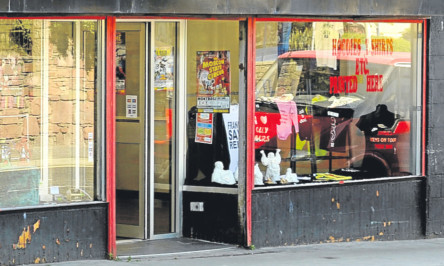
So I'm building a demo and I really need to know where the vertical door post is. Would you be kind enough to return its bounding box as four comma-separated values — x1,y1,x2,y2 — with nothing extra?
246,17,256,247
106,16,117,258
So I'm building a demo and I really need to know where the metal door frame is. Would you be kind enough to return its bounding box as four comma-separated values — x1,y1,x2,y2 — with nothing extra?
148,19,185,240
115,21,147,239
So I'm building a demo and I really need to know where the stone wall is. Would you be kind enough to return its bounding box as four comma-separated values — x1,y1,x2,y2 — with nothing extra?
426,16,444,237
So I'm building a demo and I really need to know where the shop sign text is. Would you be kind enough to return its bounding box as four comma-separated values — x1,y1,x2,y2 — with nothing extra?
330,37,394,94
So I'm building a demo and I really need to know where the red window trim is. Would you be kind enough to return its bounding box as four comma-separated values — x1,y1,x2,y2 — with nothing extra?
422,19,427,176
246,17,256,247
105,16,117,258
0,16,106,20
117,16,247,21
255,17,426,23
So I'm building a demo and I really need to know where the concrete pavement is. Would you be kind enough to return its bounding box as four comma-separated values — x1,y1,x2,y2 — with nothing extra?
37,238,444,265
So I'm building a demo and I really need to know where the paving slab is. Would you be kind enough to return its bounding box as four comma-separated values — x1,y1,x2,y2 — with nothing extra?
29,238,444,266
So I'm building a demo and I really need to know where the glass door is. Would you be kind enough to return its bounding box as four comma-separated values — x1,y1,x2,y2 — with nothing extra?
115,21,181,239
115,22,146,239
151,21,178,236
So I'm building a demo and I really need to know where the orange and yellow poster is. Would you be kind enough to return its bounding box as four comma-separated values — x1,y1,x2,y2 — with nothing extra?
195,113,214,144
196,51,230,113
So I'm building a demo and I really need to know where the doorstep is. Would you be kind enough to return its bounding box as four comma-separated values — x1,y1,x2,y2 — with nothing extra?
116,237,237,259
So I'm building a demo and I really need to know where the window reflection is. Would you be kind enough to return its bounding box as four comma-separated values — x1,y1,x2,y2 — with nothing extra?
255,21,421,185
185,21,241,187
0,20,98,208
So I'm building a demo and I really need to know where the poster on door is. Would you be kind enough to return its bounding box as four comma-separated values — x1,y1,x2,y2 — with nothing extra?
196,50,231,113
195,113,213,144
116,32,127,95
154,47,175,91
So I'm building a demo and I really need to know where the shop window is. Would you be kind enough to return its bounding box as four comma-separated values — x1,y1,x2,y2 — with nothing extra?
184,20,242,187
0,19,102,208
254,21,422,186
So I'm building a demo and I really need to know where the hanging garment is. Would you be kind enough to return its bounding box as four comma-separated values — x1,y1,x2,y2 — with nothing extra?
314,22,344,70
275,100,299,140
318,108,354,153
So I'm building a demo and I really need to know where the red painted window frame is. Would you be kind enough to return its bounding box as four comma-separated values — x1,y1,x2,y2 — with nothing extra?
246,17,256,246
105,16,117,258
0,16,105,20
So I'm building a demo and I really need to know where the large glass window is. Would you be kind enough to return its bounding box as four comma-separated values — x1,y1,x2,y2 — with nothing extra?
0,19,101,208
254,21,422,186
184,20,242,187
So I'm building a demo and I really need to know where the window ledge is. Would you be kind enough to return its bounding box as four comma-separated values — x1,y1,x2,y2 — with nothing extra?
253,175,424,191
183,185,238,194
0,201,107,213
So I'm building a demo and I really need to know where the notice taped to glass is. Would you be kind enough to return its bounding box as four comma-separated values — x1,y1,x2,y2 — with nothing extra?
196,50,231,113
195,113,214,144
154,47,174,91
116,32,126,95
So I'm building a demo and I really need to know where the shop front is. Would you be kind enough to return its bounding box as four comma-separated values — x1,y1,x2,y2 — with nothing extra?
2,1,444,265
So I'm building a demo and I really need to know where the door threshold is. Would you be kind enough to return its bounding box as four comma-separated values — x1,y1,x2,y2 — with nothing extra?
116,237,236,258
116,238,145,244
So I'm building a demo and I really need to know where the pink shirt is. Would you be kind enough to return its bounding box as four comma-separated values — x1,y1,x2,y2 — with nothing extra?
275,100,299,140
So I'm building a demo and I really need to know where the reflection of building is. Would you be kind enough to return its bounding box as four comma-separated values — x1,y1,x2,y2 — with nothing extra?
0,1,444,265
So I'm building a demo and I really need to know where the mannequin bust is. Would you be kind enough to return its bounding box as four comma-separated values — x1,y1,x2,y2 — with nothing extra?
356,104,396,135
211,161,236,185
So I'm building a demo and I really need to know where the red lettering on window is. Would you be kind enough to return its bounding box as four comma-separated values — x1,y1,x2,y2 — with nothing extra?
330,76,358,94
367,75,383,92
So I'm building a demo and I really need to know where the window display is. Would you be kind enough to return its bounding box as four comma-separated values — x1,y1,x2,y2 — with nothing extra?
254,21,423,186
0,19,101,208
185,20,241,187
